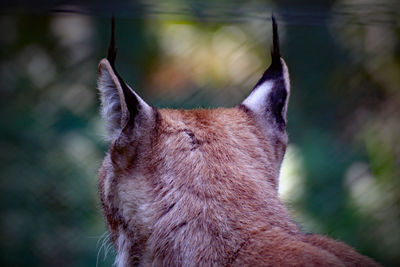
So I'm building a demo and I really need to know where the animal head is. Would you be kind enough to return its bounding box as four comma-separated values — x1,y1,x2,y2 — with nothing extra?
97,17,290,266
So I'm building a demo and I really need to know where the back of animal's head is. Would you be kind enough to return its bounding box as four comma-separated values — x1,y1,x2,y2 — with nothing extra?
97,17,290,266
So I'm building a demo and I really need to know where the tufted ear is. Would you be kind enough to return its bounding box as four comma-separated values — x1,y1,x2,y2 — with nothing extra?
241,16,290,132
97,18,153,140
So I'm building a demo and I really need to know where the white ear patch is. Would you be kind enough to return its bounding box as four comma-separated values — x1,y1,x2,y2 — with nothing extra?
242,81,274,114
241,57,290,131
98,59,126,140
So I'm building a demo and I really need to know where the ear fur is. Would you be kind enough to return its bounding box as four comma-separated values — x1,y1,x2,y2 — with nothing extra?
241,16,290,132
97,18,152,140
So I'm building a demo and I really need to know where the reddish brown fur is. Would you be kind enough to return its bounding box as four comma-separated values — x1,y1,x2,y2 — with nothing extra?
98,107,380,266
97,17,379,266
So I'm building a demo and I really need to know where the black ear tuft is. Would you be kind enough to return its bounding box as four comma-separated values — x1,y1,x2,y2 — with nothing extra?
253,15,283,90
105,16,140,128
107,16,117,69
271,15,280,62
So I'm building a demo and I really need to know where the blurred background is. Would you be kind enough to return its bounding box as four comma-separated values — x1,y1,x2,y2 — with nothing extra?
0,0,399,266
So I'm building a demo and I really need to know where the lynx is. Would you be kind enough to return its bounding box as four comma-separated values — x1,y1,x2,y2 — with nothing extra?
97,17,379,266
